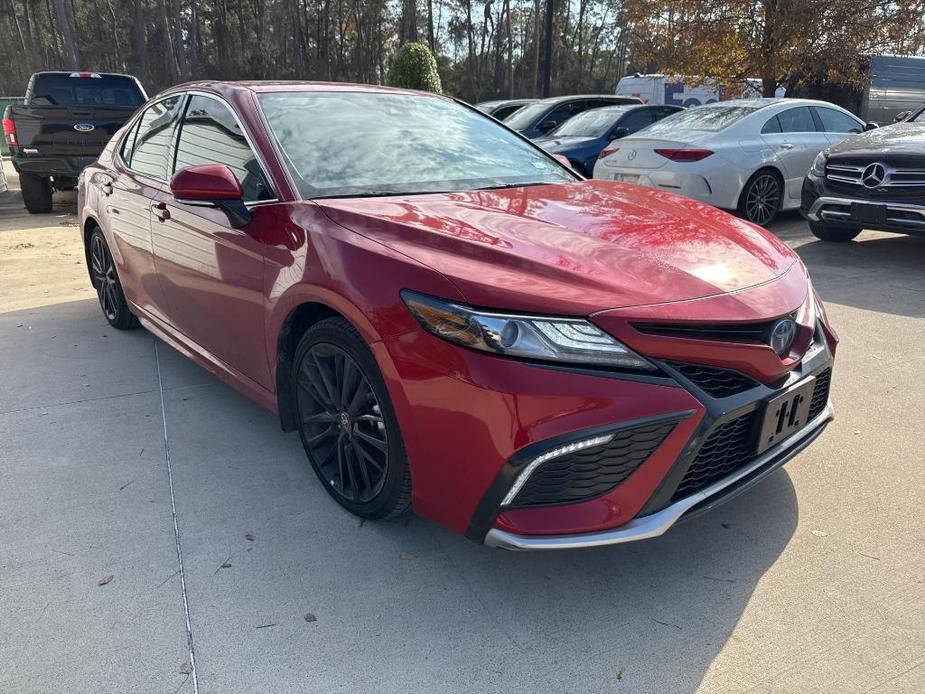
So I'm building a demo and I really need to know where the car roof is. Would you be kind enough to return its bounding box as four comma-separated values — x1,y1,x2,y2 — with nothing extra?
700,97,842,109
537,94,640,104
478,98,536,107
159,80,445,101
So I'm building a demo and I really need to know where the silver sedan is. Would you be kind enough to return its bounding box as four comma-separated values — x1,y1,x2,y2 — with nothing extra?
593,98,870,226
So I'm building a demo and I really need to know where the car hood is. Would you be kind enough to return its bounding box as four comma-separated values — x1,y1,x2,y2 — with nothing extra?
829,122,925,155
534,136,599,152
316,180,799,316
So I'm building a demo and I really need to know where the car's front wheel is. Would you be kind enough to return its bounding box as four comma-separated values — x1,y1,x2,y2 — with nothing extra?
809,220,862,242
738,170,782,226
88,228,139,330
293,317,411,520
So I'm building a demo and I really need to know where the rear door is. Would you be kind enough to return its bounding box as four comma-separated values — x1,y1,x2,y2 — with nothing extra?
103,94,185,322
760,106,828,200
151,93,276,388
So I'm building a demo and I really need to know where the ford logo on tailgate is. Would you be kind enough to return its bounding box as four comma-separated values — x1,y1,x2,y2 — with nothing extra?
74,122,95,132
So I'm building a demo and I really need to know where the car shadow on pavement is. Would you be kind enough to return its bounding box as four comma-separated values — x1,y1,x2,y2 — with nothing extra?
2,299,800,693
768,211,925,319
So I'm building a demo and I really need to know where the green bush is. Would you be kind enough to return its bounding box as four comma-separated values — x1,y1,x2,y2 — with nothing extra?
388,42,443,93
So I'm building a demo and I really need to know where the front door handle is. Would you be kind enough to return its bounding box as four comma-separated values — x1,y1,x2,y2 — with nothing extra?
779,143,794,150
152,201,171,222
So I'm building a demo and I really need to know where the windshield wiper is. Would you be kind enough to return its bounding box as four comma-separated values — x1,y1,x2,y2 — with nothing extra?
472,181,552,191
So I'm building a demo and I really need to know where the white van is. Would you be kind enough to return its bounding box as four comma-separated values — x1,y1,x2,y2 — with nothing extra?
616,74,782,107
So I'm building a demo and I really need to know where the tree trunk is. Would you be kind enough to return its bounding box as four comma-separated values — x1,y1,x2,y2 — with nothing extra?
52,0,81,68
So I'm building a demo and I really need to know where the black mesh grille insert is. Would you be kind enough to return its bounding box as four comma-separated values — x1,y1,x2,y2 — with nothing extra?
669,362,759,398
808,368,831,421
672,412,757,502
510,420,677,507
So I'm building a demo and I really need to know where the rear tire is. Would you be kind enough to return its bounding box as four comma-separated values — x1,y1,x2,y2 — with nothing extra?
20,173,53,214
809,221,862,242
293,317,412,520
88,228,139,330
737,169,782,226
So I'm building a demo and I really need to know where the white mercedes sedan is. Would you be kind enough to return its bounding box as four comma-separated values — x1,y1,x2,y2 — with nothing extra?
592,98,871,225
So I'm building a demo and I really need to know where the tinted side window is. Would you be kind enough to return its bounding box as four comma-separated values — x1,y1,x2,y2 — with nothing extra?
815,107,862,133
617,109,654,135
174,95,273,202
120,118,142,165
131,96,184,180
761,115,782,134
540,104,575,130
776,107,816,133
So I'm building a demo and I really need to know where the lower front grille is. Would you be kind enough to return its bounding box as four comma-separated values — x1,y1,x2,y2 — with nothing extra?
671,368,833,503
672,412,756,502
669,362,758,398
807,368,831,421
509,420,677,507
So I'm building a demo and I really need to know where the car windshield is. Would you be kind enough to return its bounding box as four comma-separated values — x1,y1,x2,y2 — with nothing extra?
550,108,630,137
258,91,575,198
642,105,761,134
29,74,144,108
502,102,551,130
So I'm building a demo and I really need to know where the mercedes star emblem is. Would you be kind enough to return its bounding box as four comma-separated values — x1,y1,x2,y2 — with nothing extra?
861,162,886,189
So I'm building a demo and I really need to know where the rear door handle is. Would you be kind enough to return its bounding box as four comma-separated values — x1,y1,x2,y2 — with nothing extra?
779,143,794,150
152,201,171,222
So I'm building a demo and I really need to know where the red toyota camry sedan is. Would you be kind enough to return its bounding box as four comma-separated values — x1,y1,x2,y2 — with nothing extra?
78,82,836,550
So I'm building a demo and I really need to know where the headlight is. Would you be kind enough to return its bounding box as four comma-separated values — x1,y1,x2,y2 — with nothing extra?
810,149,829,177
401,291,655,371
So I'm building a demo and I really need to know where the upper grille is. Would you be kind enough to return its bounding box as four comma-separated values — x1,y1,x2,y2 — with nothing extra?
510,420,677,507
634,314,796,345
668,362,759,398
825,162,925,199
672,412,756,502
807,368,831,421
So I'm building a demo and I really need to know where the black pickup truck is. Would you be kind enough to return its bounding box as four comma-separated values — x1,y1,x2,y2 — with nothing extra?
2,71,146,213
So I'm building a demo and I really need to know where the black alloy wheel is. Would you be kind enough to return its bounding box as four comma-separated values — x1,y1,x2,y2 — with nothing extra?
740,170,782,226
293,318,411,519
88,229,138,330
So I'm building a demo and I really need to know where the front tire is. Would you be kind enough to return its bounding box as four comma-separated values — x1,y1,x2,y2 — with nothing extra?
20,173,53,213
293,317,411,520
809,220,862,242
88,228,139,330
738,170,782,226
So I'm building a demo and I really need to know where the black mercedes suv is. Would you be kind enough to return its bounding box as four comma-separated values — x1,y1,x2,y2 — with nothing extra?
801,104,925,241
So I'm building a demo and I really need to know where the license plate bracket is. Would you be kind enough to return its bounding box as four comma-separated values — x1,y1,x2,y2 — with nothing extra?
850,202,887,225
755,377,816,455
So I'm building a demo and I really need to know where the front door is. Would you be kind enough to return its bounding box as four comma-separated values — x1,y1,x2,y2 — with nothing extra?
150,93,277,389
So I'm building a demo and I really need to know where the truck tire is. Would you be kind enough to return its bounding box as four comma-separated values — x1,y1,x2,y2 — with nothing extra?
20,173,53,214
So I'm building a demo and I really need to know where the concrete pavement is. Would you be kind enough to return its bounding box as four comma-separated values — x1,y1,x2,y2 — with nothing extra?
1,167,923,693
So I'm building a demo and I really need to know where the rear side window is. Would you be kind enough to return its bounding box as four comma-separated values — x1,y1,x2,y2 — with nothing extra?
174,95,273,202
120,118,142,164
617,109,654,134
775,107,816,133
761,116,782,134
815,107,862,133
29,74,145,108
130,96,184,180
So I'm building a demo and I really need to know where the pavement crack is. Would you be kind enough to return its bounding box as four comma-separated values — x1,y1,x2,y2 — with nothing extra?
156,341,200,694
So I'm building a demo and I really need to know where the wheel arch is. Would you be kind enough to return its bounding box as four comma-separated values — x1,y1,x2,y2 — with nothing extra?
81,215,102,282
738,164,785,209
273,292,383,433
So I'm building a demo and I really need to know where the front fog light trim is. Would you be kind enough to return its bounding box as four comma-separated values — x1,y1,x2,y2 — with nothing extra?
501,434,615,507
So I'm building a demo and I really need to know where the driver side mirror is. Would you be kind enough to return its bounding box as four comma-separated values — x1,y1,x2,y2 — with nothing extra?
170,164,251,229
538,120,559,134
863,121,880,131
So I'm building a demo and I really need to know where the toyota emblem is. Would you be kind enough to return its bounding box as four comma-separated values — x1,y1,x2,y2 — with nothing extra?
770,318,797,357
861,162,886,189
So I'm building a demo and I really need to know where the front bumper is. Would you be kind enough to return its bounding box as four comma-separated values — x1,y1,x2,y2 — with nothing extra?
486,401,832,550
801,174,925,236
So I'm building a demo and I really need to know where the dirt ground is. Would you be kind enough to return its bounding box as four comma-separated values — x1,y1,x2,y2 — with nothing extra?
0,161,91,312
